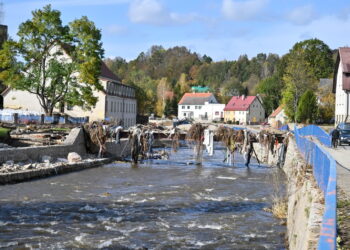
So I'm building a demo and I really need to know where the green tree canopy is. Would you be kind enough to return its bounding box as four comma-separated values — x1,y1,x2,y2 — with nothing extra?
0,5,103,115
256,75,284,115
296,90,318,123
282,48,317,121
290,38,334,79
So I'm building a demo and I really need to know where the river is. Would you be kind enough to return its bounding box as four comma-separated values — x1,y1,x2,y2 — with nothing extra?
0,146,286,249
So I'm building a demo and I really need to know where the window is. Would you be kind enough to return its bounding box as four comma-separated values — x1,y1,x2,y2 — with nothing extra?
182,106,185,109
215,111,219,115
187,106,190,109
199,106,202,109
184,113,187,116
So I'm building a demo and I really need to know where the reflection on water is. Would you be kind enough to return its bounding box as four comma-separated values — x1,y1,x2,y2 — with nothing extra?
0,146,286,249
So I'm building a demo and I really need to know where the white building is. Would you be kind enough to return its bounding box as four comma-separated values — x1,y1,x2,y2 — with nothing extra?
1,53,137,127
268,105,287,128
333,47,350,125
177,93,224,121
224,95,265,125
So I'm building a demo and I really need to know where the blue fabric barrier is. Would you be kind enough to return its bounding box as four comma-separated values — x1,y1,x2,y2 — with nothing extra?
0,114,14,123
279,124,289,131
67,116,87,124
297,125,332,147
294,126,336,249
44,116,54,124
18,115,41,124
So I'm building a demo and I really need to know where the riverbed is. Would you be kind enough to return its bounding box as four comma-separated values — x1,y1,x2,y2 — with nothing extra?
0,146,286,249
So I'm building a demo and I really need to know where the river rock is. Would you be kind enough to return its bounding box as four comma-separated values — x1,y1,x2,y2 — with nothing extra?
5,160,14,167
67,152,82,163
23,164,33,170
41,155,52,163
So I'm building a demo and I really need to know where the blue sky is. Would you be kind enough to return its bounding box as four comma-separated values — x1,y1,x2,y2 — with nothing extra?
3,0,350,61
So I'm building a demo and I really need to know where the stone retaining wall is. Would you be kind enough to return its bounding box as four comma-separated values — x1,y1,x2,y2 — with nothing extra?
283,138,324,250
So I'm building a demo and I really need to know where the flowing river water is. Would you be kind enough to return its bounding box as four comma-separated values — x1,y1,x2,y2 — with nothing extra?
0,146,286,249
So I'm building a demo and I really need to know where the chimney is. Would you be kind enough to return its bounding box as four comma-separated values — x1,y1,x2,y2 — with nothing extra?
241,95,245,100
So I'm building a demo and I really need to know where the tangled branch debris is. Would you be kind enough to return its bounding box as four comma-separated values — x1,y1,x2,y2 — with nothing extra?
186,123,207,162
83,122,108,158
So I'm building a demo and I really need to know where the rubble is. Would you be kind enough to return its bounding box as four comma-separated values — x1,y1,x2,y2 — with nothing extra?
67,152,82,163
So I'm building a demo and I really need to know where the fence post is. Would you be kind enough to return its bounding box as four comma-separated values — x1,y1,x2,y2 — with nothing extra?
13,113,18,124
85,116,89,123
40,114,45,125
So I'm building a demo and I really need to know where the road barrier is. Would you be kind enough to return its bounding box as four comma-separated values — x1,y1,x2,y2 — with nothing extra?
294,125,336,250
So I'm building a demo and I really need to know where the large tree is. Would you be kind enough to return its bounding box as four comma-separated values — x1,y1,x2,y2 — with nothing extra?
291,38,334,79
296,90,318,123
282,48,317,122
0,5,103,115
256,75,284,115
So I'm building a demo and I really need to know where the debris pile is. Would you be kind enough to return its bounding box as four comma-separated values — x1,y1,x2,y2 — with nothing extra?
186,123,207,162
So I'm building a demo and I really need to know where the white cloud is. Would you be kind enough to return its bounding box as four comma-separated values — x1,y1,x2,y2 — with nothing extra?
128,0,197,25
287,5,317,25
221,0,269,21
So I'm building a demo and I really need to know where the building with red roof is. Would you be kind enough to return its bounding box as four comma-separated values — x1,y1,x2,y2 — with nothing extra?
224,95,265,124
333,47,350,124
268,105,287,128
178,93,225,121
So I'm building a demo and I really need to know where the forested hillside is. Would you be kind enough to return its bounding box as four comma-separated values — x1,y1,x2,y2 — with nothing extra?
105,38,336,122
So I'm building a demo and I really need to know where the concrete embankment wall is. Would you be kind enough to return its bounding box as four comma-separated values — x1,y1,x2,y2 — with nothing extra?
283,138,324,250
0,128,131,184
0,128,87,163
0,158,114,184
0,128,131,164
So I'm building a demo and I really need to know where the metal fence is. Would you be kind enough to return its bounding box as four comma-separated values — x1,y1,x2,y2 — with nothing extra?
297,124,332,147
294,126,336,249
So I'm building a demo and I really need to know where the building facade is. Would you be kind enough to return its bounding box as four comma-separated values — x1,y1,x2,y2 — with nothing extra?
2,61,137,127
268,105,287,128
333,48,350,125
224,95,265,124
177,93,224,121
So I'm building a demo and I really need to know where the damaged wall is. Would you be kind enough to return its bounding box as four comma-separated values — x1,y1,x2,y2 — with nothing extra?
0,128,131,164
283,138,324,250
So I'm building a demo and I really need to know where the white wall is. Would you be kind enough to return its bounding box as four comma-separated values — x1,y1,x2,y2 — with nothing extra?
335,62,350,124
202,103,225,121
105,95,137,128
3,89,45,113
178,104,203,120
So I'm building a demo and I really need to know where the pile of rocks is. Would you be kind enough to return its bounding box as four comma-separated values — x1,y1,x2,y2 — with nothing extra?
0,152,83,174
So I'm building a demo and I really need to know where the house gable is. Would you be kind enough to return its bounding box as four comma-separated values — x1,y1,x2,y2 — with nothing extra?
333,47,350,93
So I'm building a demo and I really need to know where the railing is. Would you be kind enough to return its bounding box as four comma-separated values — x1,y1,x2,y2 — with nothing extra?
294,126,336,250
297,124,332,147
